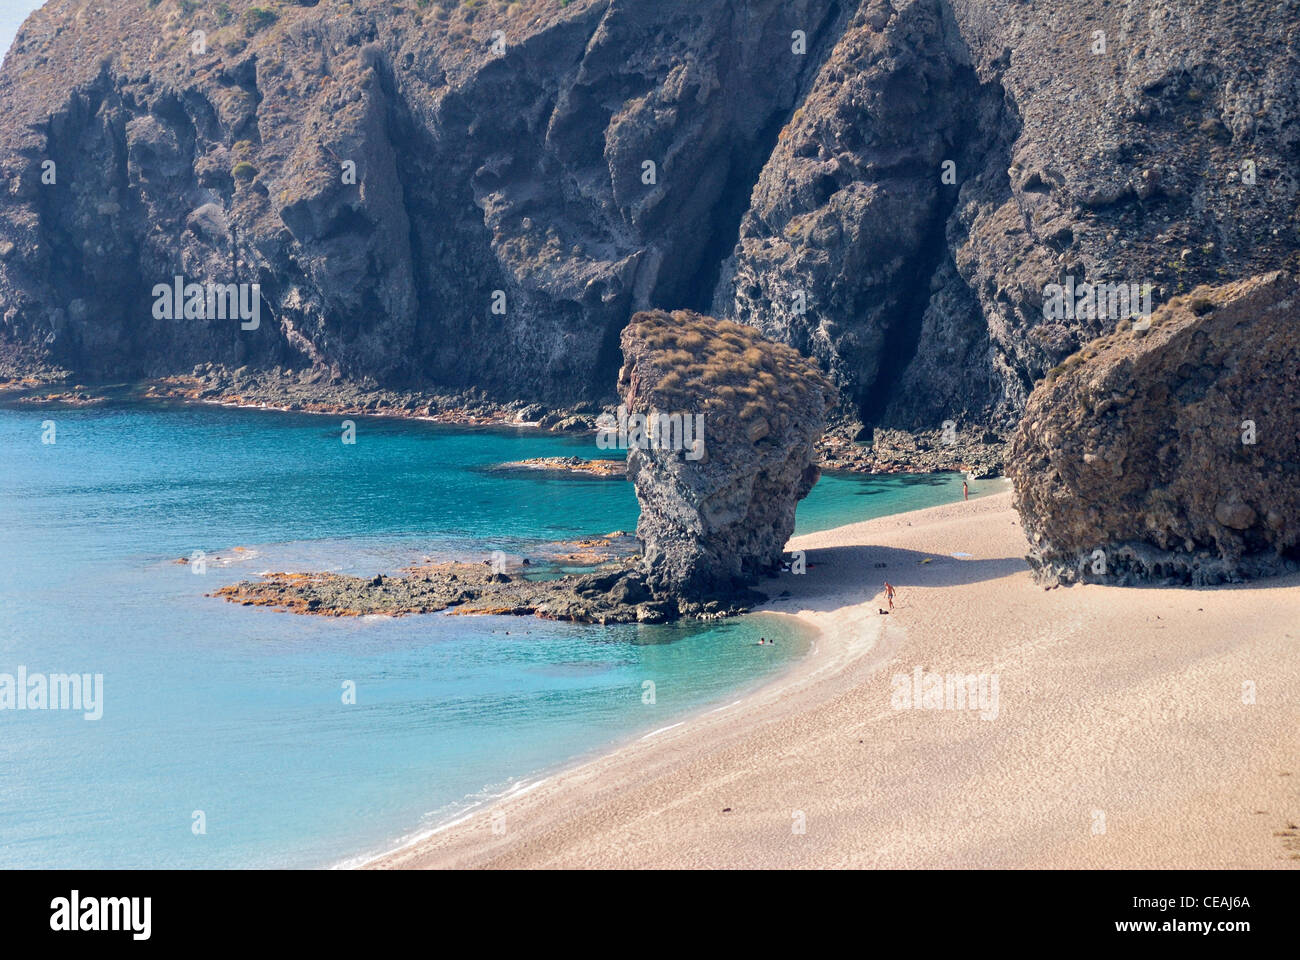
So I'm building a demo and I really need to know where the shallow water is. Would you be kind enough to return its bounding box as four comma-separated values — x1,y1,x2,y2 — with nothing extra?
0,403,984,867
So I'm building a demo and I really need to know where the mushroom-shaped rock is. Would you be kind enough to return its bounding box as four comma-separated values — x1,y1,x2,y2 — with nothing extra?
613,309,836,604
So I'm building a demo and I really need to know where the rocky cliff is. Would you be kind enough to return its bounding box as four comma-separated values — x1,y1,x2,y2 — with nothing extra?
0,0,847,403
1009,272,1300,585
3,0,1295,430
617,308,835,600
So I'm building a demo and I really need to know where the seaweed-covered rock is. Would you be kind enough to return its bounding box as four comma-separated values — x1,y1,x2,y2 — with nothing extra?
1008,273,1300,585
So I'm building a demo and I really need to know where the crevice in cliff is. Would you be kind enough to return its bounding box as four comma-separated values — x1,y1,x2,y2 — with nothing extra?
650,0,850,316
860,46,1021,431
668,110,790,315
34,68,151,376
362,53,452,389
857,199,952,426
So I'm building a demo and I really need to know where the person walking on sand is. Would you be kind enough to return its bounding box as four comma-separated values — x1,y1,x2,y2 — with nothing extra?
883,580,896,611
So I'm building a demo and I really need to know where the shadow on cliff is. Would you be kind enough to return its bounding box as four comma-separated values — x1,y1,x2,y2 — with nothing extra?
757,544,1028,615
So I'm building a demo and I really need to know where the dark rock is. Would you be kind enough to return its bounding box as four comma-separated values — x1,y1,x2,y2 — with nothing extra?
553,415,593,433
618,309,836,600
712,0,1300,431
5,1,1294,432
0,0,843,407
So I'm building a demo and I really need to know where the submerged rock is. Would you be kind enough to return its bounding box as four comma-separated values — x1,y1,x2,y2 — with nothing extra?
616,309,836,604
1008,273,1300,585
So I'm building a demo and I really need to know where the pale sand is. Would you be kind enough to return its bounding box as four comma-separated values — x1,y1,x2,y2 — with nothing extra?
369,489,1300,869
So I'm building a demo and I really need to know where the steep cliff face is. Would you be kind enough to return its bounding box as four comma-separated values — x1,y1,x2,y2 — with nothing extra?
1008,273,1300,585
618,309,835,600
713,0,1010,426
716,0,1300,428
0,0,846,402
2,0,1298,426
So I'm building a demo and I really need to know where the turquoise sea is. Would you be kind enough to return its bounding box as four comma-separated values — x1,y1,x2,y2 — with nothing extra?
0,402,983,868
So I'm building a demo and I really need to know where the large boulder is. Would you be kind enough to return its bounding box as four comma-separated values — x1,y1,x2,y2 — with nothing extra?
614,309,836,601
1008,273,1300,585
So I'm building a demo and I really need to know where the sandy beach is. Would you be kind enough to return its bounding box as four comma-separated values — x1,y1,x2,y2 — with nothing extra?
370,489,1300,869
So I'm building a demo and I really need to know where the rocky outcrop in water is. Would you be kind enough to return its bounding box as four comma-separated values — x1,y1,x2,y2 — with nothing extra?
1008,272,1300,585
617,309,836,600
3,1,1296,432
214,308,831,622
214,561,694,624
212,533,704,624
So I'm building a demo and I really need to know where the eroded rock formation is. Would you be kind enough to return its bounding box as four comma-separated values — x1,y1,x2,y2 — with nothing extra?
1008,272,1300,585
215,308,835,621
617,309,836,599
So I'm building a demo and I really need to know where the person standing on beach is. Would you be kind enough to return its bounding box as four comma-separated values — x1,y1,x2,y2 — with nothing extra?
883,581,896,611
962,480,969,501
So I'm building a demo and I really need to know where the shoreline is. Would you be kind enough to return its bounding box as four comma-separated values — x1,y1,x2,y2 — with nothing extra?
361,493,910,869
0,376,1008,477
340,608,825,870
362,602,883,870
367,490,1300,869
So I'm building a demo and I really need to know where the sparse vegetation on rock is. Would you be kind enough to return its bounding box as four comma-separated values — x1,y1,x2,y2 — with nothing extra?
1010,273,1300,585
619,309,835,602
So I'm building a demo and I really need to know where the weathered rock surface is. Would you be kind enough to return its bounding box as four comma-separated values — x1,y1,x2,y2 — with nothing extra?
491,456,626,478
4,0,1297,431
617,309,836,600
1009,273,1300,585
214,534,753,623
715,0,1008,427
0,0,845,406
716,0,1300,429
214,562,700,625
818,423,1008,477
